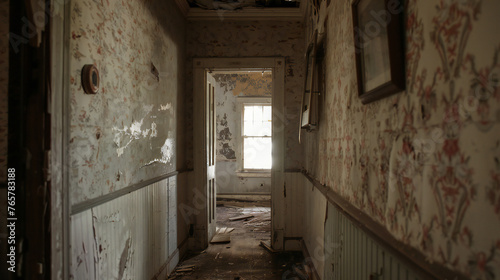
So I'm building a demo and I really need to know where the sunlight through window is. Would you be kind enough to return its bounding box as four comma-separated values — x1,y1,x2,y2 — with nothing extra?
243,105,272,169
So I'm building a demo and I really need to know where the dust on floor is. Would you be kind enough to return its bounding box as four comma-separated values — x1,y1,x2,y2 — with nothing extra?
169,200,309,280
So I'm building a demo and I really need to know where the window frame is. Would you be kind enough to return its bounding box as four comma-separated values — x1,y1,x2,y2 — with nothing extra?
237,97,272,172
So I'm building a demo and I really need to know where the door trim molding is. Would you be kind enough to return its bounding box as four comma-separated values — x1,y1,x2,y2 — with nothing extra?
51,0,71,278
192,57,285,250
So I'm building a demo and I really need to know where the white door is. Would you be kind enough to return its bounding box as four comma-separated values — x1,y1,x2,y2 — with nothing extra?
206,79,217,241
193,58,285,251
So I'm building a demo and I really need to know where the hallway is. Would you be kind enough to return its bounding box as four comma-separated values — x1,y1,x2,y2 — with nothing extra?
169,200,308,280
2,0,500,279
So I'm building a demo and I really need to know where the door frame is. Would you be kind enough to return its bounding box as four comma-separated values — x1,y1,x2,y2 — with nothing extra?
193,57,286,250
50,0,71,278
6,0,69,278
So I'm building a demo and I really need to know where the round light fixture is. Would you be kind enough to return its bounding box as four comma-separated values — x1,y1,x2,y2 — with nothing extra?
82,64,99,94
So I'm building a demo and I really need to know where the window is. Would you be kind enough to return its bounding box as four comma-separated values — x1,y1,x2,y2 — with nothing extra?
243,104,272,169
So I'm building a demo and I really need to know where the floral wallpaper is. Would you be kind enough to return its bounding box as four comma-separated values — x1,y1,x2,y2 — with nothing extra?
302,0,500,278
186,20,305,170
68,0,185,204
0,0,8,183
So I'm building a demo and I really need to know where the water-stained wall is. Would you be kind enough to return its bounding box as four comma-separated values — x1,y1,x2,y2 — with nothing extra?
186,20,305,171
68,0,185,278
212,72,272,193
69,0,183,203
300,0,500,278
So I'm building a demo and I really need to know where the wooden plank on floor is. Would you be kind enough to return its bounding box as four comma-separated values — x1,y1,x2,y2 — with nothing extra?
259,241,277,253
229,214,254,221
217,227,226,234
210,233,231,244
176,265,195,270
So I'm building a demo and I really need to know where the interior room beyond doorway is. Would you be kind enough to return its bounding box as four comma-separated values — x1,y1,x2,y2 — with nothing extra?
209,70,273,198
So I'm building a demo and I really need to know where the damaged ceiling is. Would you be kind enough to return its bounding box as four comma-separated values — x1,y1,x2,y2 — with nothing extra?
175,0,307,21
188,0,301,9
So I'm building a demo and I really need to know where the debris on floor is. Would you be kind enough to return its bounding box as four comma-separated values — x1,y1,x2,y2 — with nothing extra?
229,214,254,221
210,227,235,244
217,199,270,208
171,200,306,279
210,232,230,244
167,264,195,279
218,227,235,233
294,265,308,279
259,241,277,254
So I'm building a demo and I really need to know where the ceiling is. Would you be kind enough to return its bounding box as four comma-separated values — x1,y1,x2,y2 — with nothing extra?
174,0,308,21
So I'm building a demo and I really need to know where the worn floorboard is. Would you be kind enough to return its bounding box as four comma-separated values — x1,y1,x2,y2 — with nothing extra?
170,201,306,280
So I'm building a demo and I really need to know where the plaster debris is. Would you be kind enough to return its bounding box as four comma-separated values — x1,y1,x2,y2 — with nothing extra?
159,103,172,111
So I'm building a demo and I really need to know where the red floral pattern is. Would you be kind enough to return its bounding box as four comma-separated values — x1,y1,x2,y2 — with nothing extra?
302,0,500,277
68,0,185,204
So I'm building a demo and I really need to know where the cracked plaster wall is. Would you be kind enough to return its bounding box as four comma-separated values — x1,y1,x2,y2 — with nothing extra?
68,0,185,278
212,72,272,193
68,0,184,204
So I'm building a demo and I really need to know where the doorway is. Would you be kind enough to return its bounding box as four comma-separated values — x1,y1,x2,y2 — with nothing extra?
209,70,272,196
193,58,286,251
208,69,273,250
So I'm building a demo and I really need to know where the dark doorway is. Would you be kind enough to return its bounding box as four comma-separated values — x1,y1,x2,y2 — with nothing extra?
5,0,52,278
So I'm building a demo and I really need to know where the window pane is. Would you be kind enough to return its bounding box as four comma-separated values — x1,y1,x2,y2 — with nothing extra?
244,137,272,169
257,122,271,136
254,106,263,122
245,121,271,136
244,121,257,136
263,106,272,121
244,106,254,122
243,105,271,137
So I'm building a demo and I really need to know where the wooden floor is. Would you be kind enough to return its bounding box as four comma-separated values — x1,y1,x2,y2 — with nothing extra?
169,200,307,280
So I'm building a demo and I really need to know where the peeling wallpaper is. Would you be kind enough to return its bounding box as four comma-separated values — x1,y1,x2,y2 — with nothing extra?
68,0,185,204
212,72,272,193
213,72,271,161
0,0,8,183
302,0,500,277
68,0,185,278
186,21,305,170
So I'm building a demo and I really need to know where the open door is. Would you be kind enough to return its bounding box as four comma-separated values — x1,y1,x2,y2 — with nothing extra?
193,58,285,251
192,68,217,249
206,78,217,242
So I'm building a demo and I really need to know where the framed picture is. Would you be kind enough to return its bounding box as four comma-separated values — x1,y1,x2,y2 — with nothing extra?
352,0,405,104
300,31,319,132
